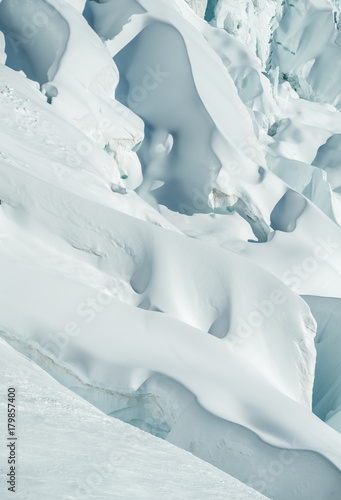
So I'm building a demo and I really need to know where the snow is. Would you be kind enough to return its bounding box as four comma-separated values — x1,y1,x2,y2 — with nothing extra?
0,0,144,184
268,0,341,107
303,295,341,433
184,0,207,17
0,338,267,500
0,0,341,499
206,0,281,67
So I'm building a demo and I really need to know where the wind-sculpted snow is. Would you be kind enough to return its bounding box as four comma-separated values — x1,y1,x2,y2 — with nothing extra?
0,338,270,500
0,0,69,85
0,57,337,500
86,0,341,296
206,0,281,67
1,1,341,499
0,0,144,186
313,134,341,225
268,0,341,109
184,0,207,17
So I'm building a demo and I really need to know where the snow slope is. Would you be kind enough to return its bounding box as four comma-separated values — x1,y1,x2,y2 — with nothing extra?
0,0,341,499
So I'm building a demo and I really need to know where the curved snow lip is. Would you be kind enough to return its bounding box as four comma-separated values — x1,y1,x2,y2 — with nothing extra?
84,0,147,41
303,295,341,431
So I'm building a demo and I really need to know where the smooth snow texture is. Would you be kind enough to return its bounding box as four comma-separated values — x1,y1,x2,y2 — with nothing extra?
184,0,207,17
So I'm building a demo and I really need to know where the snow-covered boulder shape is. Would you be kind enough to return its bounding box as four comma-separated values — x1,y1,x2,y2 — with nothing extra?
268,0,341,108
